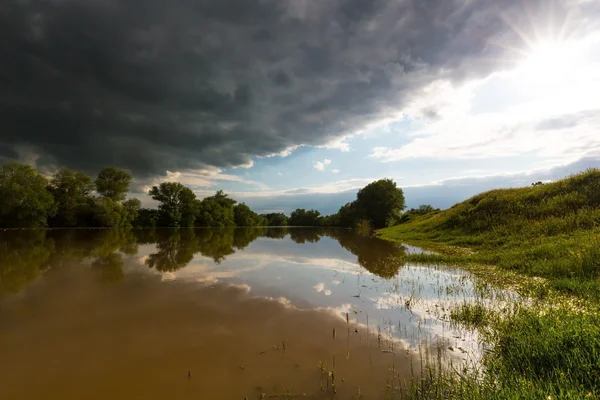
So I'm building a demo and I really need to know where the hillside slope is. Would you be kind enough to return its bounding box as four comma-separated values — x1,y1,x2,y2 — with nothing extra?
378,169,600,299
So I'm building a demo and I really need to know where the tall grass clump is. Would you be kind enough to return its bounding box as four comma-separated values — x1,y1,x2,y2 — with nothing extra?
488,307,600,395
450,302,491,330
355,219,373,236
408,306,600,400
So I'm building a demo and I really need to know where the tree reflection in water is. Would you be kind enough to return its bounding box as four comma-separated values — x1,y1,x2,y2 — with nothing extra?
0,227,409,295
0,230,53,295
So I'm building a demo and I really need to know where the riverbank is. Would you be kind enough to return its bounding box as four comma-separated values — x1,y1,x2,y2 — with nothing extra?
377,169,600,399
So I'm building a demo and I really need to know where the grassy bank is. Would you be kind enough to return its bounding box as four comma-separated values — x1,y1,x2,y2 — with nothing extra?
378,169,600,399
379,169,600,301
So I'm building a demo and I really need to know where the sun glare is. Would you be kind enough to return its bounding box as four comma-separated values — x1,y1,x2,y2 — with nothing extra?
517,41,580,84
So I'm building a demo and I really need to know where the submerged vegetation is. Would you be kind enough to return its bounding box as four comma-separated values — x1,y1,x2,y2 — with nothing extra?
380,169,600,399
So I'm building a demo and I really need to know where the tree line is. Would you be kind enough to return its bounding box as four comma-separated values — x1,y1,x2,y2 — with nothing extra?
0,161,435,229
0,162,142,228
290,178,409,229
0,162,271,229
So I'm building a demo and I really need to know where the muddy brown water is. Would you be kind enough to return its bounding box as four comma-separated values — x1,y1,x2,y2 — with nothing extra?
0,228,482,399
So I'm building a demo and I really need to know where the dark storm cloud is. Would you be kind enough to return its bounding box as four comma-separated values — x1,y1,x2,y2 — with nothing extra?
0,0,590,176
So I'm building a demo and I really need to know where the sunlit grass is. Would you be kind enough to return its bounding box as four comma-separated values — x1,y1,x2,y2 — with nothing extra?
378,169,600,399
450,302,491,330
409,304,600,400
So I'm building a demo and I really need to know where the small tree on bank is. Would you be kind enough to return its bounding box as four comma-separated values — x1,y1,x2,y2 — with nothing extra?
355,178,406,228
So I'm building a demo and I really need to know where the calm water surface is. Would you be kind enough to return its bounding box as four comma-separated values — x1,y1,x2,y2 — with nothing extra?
0,228,503,399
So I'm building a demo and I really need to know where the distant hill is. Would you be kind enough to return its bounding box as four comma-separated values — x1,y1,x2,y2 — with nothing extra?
381,168,600,243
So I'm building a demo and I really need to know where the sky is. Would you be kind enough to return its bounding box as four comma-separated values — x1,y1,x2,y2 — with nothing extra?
1,0,599,214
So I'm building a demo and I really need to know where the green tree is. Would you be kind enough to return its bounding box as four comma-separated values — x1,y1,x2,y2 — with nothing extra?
321,213,339,227
195,190,239,227
95,167,132,202
195,199,236,227
133,208,159,227
148,182,197,227
91,198,140,228
288,208,323,226
338,202,360,227
122,198,142,227
355,178,406,228
261,213,288,226
206,190,237,208
48,168,95,227
398,204,440,224
179,188,198,227
416,204,437,214
234,203,263,226
0,162,56,228
93,197,126,227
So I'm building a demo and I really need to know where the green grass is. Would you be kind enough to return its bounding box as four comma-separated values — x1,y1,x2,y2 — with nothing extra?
412,305,600,400
489,308,600,395
377,169,600,399
379,169,600,301
450,302,491,330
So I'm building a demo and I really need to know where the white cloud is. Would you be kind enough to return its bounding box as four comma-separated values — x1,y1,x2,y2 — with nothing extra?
140,167,271,193
313,158,333,171
161,272,177,282
232,159,255,169
331,169,340,174
403,156,600,189
190,177,377,199
313,283,332,296
277,172,283,176
319,137,350,152
261,145,302,158
252,138,350,160
369,33,600,163
252,136,351,161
